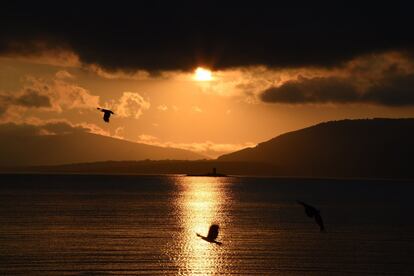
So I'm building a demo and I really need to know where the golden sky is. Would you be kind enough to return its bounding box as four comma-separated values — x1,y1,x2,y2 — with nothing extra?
1,51,414,158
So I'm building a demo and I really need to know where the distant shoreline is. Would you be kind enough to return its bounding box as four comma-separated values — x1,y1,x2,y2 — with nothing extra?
1,171,413,182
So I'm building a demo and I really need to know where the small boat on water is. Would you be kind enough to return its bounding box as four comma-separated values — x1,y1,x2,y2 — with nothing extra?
186,167,227,177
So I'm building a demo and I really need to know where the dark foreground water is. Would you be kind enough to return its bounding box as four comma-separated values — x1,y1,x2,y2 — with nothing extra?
0,174,413,275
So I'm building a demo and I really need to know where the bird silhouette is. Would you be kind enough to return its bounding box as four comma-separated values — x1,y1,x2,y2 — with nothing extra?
196,224,222,245
97,108,114,123
297,200,325,232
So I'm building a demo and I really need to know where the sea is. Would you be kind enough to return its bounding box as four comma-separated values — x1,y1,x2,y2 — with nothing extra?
0,174,413,275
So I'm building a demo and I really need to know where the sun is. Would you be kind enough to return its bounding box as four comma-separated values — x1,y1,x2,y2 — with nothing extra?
194,67,213,81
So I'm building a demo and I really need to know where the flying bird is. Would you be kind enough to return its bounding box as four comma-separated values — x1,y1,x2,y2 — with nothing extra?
196,224,222,245
297,200,325,232
97,107,114,123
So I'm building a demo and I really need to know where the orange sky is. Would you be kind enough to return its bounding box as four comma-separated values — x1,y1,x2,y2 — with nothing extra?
1,51,414,158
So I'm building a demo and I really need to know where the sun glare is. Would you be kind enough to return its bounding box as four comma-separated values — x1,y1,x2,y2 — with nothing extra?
194,67,213,81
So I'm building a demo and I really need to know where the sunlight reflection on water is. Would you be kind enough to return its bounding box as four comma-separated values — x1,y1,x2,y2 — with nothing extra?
174,177,229,275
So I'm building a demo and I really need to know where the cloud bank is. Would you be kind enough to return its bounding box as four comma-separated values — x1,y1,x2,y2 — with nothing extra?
1,3,413,71
260,52,414,106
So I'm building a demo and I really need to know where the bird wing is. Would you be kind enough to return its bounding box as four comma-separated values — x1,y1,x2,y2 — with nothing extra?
207,225,219,240
98,107,113,113
297,200,318,217
315,213,325,231
305,208,315,218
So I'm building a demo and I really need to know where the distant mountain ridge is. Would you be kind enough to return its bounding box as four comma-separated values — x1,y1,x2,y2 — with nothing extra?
218,118,414,178
0,132,204,166
2,118,414,179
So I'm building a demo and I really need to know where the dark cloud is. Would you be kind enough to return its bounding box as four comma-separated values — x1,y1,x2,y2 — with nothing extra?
365,74,414,106
260,73,414,106
261,76,358,104
0,89,51,116
0,77,99,115
1,3,413,71
13,89,51,108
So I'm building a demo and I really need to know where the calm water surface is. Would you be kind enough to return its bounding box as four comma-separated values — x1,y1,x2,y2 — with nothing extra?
0,174,413,275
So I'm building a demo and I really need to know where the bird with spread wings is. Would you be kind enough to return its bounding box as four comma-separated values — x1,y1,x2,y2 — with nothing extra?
197,224,223,245
297,200,325,232
97,108,115,123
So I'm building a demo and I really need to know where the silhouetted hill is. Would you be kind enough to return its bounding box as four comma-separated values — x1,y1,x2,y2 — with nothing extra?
3,119,413,179
0,132,204,166
218,118,414,178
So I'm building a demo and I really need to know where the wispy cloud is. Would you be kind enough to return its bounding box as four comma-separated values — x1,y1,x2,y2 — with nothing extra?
0,119,108,137
157,104,168,111
192,106,202,113
87,64,150,80
55,70,74,79
136,134,255,158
